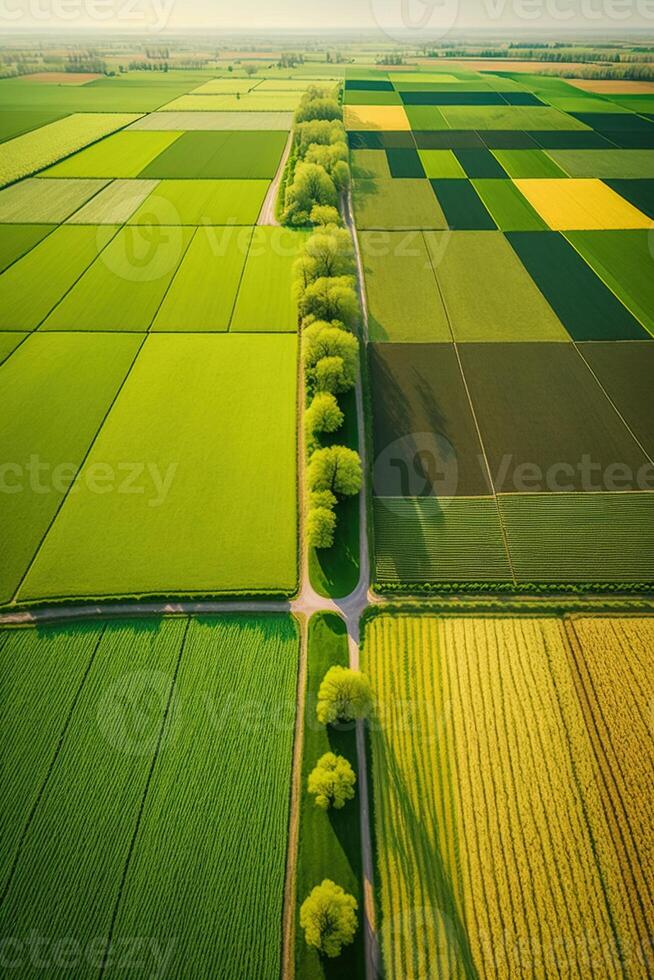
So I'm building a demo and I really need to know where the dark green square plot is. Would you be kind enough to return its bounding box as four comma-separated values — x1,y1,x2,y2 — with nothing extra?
381,131,416,149
480,131,539,149
414,130,485,149
599,130,654,148
572,112,654,132
503,92,545,106
530,130,615,149
386,147,425,178
345,79,394,91
506,231,649,341
348,131,384,150
454,148,508,178
430,180,496,230
604,179,654,220
401,91,503,105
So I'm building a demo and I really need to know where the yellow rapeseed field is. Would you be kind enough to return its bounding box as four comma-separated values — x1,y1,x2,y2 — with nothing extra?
364,613,654,979
343,105,411,131
514,178,652,230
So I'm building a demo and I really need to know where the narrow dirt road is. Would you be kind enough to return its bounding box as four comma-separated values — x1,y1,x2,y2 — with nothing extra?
258,130,293,226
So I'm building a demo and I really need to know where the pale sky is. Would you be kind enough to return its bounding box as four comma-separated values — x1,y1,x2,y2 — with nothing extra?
3,0,653,35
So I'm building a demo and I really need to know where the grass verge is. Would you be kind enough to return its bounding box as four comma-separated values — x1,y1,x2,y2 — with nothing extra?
294,611,365,979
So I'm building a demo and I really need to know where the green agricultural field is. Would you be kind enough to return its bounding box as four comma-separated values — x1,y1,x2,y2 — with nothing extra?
491,148,568,178
0,224,117,330
230,226,308,332
43,130,181,178
424,231,568,341
41,224,194,332
360,231,451,341
472,179,548,230
0,331,27,363
373,497,512,585
18,334,298,602
0,332,141,604
499,493,654,581
65,178,159,224
354,178,447,229
0,615,299,979
578,341,654,456
139,130,288,178
129,178,269,224
0,112,140,186
129,110,294,130
162,92,301,112
153,225,253,331
0,223,53,272
0,176,109,222
565,230,654,334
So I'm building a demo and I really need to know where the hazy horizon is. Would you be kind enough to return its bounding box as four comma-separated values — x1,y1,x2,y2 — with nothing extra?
2,0,653,39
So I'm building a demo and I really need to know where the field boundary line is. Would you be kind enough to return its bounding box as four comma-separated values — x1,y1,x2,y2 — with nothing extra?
10,334,148,605
29,221,124,333
0,623,106,907
226,224,257,331
146,223,198,331
570,340,654,469
421,229,517,585
280,614,308,980
98,617,191,979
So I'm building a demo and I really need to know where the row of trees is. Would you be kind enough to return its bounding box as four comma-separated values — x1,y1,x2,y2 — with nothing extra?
300,666,373,958
297,219,363,549
282,86,350,227
282,84,363,551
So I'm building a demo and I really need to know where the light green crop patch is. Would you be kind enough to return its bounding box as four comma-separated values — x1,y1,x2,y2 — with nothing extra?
440,105,590,130
472,179,548,231
0,224,53,273
41,224,194,332
0,332,141,604
230,226,309,332
491,149,567,179
418,150,467,178
0,224,117,330
19,333,298,600
354,178,447,230
43,131,182,178
65,179,159,224
425,230,568,342
0,112,140,186
129,179,269,225
153,225,253,331
546,149,654,179
161,93,301,112
0,177,109,222
360,230,451,342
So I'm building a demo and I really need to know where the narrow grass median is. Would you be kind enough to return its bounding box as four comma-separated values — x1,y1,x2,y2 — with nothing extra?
295,611,365,979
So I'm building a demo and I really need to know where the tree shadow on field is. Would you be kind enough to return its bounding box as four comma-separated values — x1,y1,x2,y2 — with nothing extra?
325,719,363,884
374,730,480,979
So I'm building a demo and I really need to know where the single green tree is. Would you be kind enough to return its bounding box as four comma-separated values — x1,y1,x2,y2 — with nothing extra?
307,505,336,549
302,225,355,280
308,752,356,809
307,445,362,497
298,275,360,328
309,488,337,510
305,391,344,435
284,163,337,226
300,880,358,958
295,119,347,157
310,204,342,227
295,96,342,123
316,666,373,725
303,322,359,393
